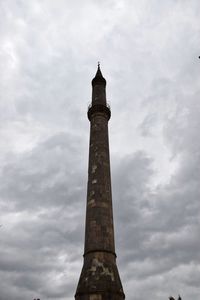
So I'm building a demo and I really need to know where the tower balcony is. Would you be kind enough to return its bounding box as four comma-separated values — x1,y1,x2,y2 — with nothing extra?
87,102,111,121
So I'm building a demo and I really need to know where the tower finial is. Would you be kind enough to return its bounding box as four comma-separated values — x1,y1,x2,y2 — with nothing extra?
92,61,106,86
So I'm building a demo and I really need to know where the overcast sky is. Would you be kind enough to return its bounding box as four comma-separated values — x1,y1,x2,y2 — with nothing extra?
0,1,200,299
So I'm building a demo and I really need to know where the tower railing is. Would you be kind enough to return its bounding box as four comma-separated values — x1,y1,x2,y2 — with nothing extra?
87,101,111,110
87,101,111,121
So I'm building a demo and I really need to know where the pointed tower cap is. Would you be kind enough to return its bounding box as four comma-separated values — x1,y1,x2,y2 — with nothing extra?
92,62,106,86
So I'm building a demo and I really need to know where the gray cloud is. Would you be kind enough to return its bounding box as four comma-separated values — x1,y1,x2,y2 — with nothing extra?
0,1,200,300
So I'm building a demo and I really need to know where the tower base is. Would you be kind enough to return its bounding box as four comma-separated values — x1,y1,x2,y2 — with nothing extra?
75,252,125,300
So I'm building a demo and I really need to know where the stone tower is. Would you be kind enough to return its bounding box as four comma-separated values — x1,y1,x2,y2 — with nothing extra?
75,65,125,300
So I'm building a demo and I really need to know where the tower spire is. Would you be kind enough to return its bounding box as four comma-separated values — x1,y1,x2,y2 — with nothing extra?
75,67,125,300
92,64,106,87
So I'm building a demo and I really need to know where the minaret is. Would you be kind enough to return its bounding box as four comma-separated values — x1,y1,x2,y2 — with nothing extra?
75,65,125,300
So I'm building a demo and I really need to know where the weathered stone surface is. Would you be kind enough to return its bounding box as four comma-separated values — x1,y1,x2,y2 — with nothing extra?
76,252,124,298
75,66,125,300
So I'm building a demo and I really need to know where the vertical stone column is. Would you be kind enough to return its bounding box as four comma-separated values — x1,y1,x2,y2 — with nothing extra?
75,66,125,300
85,109,115,255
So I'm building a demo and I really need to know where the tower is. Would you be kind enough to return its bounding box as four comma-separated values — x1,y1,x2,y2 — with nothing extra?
75,65,125,300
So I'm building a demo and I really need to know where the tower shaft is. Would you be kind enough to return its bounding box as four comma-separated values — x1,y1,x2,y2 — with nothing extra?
75,66,125,300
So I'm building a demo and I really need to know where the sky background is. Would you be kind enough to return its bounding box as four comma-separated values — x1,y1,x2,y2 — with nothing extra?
0,1,200,299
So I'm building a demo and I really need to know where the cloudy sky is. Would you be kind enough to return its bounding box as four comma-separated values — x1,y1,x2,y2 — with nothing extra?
0,1,200,299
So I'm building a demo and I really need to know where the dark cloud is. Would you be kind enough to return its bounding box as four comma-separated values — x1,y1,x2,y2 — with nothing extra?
0,1,200,300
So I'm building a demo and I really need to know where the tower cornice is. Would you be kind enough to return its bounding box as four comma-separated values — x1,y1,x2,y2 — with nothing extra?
87,103,111,121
